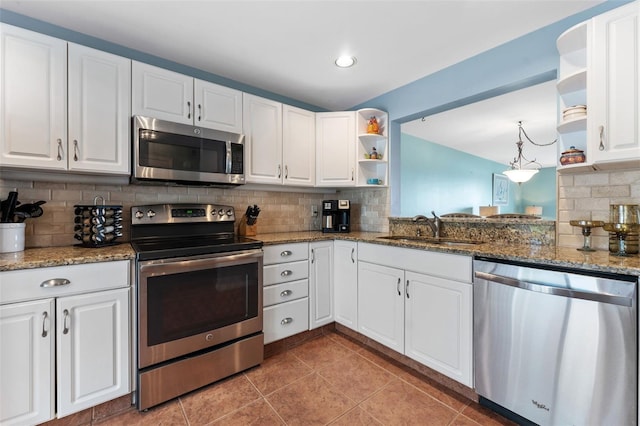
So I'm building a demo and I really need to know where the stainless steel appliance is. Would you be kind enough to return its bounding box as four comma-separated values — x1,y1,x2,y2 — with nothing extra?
322,199,350,233
131,204,263,410
132,116,245,186
474,258,637,425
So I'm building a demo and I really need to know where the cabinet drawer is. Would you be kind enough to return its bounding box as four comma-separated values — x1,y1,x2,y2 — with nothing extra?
0,260,130,305
264,260,308,285
263,297,309,344
263,243,308,265
263,279,308,307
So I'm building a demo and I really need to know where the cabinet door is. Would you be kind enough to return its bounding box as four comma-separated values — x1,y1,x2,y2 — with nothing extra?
357,261,404,353
316,112,356,187
194,80,243,133
405,271,472,387
333,240,358,330
309,241,333,329
589,3,640,165
243,93,283,184
0,299,54,426
0,24,67,170
68,43,131,174
283,105,315,186
57,288,130,417
132,61,193,124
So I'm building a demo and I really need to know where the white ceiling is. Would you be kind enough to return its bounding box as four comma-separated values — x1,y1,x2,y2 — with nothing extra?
402,79,560,167
1,0,602,111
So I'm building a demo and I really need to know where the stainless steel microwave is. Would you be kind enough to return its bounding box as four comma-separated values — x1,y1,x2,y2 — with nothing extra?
132,116,245,186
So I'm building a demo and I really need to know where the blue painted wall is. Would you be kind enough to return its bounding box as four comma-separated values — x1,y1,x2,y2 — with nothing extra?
401,133,556,218
350,0,632,216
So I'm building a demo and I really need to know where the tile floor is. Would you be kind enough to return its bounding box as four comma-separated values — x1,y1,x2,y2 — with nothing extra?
97,332,515,425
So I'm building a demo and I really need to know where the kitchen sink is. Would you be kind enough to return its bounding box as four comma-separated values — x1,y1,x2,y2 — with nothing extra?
377,236,484,245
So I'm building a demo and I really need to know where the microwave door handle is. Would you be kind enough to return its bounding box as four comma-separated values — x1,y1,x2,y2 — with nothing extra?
225,141,232,174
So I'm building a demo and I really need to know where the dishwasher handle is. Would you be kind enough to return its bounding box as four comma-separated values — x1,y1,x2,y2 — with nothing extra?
475,271,634,307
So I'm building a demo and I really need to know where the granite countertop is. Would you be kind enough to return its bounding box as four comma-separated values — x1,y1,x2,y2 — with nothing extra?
0,243,136,272
2,232,639,276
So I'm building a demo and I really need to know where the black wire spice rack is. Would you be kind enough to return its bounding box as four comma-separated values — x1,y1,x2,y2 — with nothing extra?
74,196,123,247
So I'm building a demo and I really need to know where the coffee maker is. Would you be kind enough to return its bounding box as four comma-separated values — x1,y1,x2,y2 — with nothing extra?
322,200,350,233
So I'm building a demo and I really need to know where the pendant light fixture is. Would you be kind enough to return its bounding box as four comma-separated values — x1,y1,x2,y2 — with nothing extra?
504,121,556,183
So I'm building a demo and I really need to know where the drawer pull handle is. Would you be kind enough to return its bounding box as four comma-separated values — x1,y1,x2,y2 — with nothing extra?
406,280,410,299
281,317,293,325
280,289,293,297
62,309,70,334
280,250,292,257
41,311,49,338
397,278,401,296
41,278,71,288
351,248,355,263
281,270,292,277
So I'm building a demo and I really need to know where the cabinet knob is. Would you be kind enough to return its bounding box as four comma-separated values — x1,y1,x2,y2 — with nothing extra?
281,270,292,277
281,317,293,325
280,250,292,257
280,289,293,297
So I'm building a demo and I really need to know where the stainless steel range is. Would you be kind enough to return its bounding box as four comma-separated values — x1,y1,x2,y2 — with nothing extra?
130,203,263,410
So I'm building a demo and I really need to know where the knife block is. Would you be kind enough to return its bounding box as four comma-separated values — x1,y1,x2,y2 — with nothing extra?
238,217,257,236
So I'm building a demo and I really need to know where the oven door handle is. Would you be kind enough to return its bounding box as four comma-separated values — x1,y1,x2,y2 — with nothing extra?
139,248,263,275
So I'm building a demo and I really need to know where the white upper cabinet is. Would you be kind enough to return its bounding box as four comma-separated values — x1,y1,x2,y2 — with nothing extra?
194,79,243,133
283,105,315,186
243,93,283,184
588,1,640,166
68,43,131,174
316,111,356,187
1,24,67,170
243,94,316,186
132,61,243,132
132,61,194,124
557,2,640,171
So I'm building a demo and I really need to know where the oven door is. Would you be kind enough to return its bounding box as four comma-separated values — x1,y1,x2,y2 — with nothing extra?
137,248,262,368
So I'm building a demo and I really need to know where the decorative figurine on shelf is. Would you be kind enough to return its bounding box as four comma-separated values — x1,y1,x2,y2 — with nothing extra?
370,147,378,159
367,116,379,134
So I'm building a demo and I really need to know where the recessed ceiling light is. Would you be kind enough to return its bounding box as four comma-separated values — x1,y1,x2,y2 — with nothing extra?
335,55,357,68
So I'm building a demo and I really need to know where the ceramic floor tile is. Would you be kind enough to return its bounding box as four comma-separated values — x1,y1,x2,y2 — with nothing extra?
266,372,356,425
328,406,384,425
326,332,368,352
395,368,468,412
289,335,355,370
179,374,262,425
359,378,458,425
244,351,313,395
355,344,412,377
96,400,187,425
317,351,395,403
449,413,485,426
209,398,284,425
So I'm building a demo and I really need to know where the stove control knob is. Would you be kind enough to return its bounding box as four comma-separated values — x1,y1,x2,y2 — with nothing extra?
218,209,225,216
135,210,144,219
210,210,217,216
226,209,233,216
147,209,156,218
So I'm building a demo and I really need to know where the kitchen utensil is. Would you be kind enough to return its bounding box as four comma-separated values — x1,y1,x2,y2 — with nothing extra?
1,191,19,223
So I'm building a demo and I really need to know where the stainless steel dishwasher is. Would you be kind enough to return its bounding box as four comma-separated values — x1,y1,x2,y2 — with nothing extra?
474,258,637,426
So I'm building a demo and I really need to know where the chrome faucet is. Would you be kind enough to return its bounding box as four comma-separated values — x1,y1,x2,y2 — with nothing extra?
426,211,442,238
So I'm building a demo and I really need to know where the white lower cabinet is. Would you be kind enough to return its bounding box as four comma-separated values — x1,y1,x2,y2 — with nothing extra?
333,240,358,330
56,288,130,417
357,261,405,353
0,261,131,424
0,299,55,426
404,271,472,387
309,241,333,329
262,243,309,344
357,243,473,387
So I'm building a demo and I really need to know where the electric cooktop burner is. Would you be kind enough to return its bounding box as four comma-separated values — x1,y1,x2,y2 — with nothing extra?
130,203,262,261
